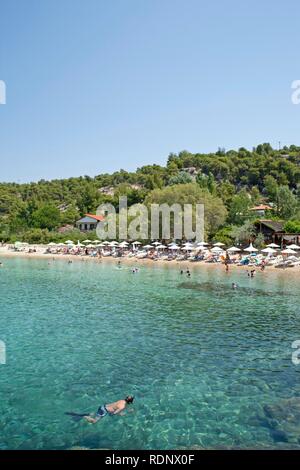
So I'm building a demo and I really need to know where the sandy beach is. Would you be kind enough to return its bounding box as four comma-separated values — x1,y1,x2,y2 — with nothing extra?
1,244,299,275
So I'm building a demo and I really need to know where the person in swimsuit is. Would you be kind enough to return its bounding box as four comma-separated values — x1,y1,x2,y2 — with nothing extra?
83,396,135,423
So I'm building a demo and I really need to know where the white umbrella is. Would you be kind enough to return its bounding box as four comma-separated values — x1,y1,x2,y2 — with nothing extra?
157,244,166,249
169,245,179,250
182,243,194,249
288,244,300,250
197,241,209,246
227,246,241,252
110,241,119,245
65,240,74,245
77,241,85,247
213,242,225,247
152,241,161,246
282,248,297,255
261,247,277,254
82,239,92,244
143,245,153,250
102,241,111,245
182,246,193,251
267,243,280,248
211,246,224,253
47,242,57,246
244,243,258,252
132,241,141,245
86,244,95,248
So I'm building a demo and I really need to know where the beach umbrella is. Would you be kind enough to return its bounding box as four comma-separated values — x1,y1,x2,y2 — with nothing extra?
86,244,94,248
267,243,280,248
227,246,241,252
261,247,277,254
47,242,57,246
211,246,224,253
281,248,297,255
101,241,111,245
213,242,225,247
143,245,152,250
197,241,209,246
77,241,84,247
288,244,300,250
65,240,74,245
182,243,194,249
182,246,193,251
157,244,166,249
110,241,119,245
169,245,179,250
132,241,141,245
82,239,92,244
244,243,258,252
152,241,161,246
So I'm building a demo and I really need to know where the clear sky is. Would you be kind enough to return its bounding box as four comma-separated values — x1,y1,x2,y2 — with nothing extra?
0,0,300,182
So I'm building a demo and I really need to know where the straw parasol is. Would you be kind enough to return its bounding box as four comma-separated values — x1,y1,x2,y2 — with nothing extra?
281,248,297,255
288,244,300,250
244,243,258,252
261,247,277,254
267,243,280,248
211,246,224,253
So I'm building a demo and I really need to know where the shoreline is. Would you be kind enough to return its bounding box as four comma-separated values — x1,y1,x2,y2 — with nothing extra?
1,246,299,275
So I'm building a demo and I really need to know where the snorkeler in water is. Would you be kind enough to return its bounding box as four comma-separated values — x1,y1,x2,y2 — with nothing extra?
66,396,135,424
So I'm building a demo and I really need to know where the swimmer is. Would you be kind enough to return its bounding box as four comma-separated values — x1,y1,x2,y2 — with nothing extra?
232,282,238,289
66,396,135,424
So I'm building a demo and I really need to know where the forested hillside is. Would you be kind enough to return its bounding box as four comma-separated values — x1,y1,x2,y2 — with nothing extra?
1,143,300,244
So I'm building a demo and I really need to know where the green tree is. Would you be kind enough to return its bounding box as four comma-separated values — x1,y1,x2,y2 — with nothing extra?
32,204,61,230
228,190,252,225
276,186,298,219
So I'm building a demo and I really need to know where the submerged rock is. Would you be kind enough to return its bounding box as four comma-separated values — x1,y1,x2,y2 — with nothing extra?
262,397,300,443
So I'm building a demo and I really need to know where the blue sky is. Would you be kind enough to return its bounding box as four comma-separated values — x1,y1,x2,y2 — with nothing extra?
0,0,300,182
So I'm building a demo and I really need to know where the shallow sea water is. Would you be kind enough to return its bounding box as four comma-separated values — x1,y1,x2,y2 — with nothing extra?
0,258,299,449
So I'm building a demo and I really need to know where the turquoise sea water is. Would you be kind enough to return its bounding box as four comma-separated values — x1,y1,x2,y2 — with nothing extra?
0,257,300,450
